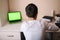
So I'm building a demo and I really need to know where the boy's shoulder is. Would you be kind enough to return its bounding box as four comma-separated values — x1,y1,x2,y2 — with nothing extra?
21,20,42,25
22,19,49,23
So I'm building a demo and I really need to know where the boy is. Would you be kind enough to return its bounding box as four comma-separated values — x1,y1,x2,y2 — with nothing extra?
20,3,59,40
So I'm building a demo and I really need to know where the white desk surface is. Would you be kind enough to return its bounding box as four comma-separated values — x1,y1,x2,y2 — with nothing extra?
0,22,22,32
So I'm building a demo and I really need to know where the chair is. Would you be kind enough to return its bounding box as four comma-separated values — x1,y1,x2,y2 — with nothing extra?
21,32,26,40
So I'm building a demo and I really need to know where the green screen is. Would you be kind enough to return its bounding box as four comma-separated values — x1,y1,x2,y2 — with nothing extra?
8,12,22,21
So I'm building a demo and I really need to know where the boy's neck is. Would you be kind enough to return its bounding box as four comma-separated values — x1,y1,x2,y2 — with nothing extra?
28,18,36,21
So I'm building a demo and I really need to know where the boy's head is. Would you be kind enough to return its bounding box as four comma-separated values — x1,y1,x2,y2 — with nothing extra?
25,3,38,19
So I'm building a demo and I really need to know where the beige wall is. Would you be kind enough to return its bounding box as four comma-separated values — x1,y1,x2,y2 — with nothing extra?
0,0,8,26
9,0,60,20
59,0,60,13
58,0,60,14
0,0,2,27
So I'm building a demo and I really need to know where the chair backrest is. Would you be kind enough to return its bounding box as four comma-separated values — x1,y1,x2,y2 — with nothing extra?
21,32,26,40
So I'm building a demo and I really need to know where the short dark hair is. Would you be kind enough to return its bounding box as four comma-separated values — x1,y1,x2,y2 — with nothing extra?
25,3,38,18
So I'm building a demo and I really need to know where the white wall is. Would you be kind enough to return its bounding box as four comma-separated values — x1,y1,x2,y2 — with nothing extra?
9,0,60,20
0,0,8,26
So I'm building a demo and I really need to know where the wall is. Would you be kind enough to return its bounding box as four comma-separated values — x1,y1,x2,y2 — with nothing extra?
58,0,60,14
0,0,2,27
59,0,60,13
9,0,60,20
0,19,1,27
0,0,8,26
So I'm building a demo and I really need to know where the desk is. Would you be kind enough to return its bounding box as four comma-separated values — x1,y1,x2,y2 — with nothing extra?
46,29,60,40
0,22,21,40
46,29,60,32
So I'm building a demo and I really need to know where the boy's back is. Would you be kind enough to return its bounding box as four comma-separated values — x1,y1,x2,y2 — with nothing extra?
20,20,45,40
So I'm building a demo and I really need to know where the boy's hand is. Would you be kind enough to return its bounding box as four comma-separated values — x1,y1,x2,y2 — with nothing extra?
48,23,59,31
45,21,59,31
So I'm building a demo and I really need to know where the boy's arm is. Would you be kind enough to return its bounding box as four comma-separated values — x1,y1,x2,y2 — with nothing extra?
44,21,59,31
